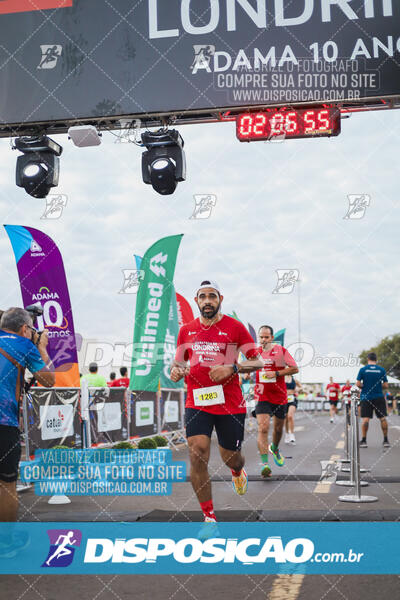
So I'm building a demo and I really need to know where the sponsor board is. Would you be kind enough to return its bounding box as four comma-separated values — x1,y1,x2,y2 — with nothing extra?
135,401,154,427
164,400,179,424
39,404,74,440
96,402,122,433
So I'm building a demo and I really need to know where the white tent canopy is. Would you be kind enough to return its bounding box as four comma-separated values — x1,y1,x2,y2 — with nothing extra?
298,358,400,386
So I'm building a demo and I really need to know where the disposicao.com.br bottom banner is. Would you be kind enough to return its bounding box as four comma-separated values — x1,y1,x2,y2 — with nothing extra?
0,522,398,574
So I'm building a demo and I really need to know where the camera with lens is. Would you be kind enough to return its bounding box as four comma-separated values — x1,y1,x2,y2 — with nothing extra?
25,303,44,346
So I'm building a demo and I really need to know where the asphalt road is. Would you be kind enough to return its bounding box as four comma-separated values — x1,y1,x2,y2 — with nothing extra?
1,409,399,599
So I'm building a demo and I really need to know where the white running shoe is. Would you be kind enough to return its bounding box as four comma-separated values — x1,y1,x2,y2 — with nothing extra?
284,433,290,444
330,417,334,423
289,434,296,445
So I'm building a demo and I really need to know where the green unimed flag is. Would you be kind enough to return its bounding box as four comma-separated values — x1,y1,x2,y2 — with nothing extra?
160,287,183,390
129,234,183,392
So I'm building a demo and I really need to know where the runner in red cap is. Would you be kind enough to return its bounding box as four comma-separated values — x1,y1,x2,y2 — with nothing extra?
254,326,298,478
171,280,263,523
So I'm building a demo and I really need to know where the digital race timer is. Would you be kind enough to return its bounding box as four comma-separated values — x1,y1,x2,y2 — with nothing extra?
236,108,341,142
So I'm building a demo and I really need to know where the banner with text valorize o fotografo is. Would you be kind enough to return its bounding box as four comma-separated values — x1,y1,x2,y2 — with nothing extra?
129,235,183,393
4,225,80,386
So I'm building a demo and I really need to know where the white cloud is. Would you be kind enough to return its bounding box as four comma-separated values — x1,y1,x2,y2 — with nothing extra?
0,108,399,375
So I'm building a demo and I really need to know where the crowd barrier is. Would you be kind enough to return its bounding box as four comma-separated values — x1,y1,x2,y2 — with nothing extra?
297,399,343,412
23,388,81,457
21,386,186,455
336,386,378,503
242,385,343,413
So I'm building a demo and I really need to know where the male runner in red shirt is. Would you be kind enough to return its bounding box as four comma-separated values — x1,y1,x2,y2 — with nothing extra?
341,380,352,400
326,376,341,423
171,280,263,523
110,366,130,388
341,379,352,429
254,326,298,477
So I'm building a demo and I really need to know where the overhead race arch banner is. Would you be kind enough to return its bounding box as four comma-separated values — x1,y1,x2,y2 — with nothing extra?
0,1,73,15
4,225,80,387
129,234,183,393
0,1,399,131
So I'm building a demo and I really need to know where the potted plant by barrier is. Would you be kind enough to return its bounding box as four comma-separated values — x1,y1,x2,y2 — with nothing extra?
112,441,136,450
137,438,157,449
152,435,168,448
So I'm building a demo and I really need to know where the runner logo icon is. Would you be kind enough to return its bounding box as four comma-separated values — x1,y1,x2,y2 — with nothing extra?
190,195,217,219
191,45,215,74
344,194,371,219
272,270,299,294
119,270,145,294
41,194,68,219
38,45,62,69
42,529,82,568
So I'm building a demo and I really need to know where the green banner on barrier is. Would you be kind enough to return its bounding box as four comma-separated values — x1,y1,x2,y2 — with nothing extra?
129,235,183,392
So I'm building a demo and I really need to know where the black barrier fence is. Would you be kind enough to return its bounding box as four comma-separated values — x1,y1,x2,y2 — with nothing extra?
22,387,186,453
24,388,81,455
160,390,184,433
88,387,129,445
298,400,343,412
130,391,158,439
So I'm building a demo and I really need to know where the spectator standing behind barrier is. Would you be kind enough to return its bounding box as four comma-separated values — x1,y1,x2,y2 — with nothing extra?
385,390,394,415
80,362,107,387
356,352,390,448
111,367,130,388
107,372,116,387
394,392,400,415
0,308,55,535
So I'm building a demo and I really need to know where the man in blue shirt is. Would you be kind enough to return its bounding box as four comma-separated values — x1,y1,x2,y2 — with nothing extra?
0,307,55,525
356,352,389,448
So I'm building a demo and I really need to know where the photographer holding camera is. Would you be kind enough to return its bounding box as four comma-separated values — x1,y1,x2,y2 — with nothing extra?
0,307,55,526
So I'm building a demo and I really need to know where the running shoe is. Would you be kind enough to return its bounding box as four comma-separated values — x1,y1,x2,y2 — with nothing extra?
359,439,368,448
261,463,272,478
269,444,285,467
289,434,296,445
330,417,334,423
232,468,248,495
198,517,220,541
0,532,30,559
383,439,390,448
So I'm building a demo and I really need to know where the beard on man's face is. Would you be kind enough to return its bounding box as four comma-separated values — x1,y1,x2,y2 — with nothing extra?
199,301,220,319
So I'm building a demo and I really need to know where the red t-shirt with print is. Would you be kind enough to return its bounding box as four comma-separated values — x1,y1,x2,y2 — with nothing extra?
341,385,352,398
255,345,297,405
326,382,340,401
175,315,259,414
111,377,130,388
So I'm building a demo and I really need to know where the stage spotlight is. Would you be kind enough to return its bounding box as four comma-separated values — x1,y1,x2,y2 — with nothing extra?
141,129,186,195
14,135,62,198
